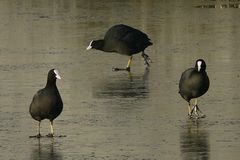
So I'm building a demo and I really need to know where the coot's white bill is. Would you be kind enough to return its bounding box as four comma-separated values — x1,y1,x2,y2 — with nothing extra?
54,69,61,79
86,40,93,50
197,61,202,72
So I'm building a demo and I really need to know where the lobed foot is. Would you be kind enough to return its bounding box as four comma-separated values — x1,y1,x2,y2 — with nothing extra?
197,114,206,119
29,134,42,138
188,113,193,119
142,53,152,67
189,105,206,119
46,133,54,137
112,67,130,72
46,134,67,138
29,134,66,138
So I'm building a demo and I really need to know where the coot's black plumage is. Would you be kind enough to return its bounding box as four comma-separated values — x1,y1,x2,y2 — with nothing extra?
29,69,63,138
87,24,152,71
179,59,210,119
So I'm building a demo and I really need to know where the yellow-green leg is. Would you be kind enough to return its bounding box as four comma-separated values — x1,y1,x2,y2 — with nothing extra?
50,121,54,135
193,99,206,119
194,99,198,106
47,121,54,137
188,104,192,116
112,56,132,72
142,52,151,67
193,99,199,117
37,121,41,138
187,102,194,118
126,56,133,71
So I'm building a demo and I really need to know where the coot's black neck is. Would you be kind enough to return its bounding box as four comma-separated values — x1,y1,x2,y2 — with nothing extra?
92,40,104,50
194,68,206,73
46,78,57,88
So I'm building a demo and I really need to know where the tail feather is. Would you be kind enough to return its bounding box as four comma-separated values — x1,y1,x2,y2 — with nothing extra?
148,41,153,46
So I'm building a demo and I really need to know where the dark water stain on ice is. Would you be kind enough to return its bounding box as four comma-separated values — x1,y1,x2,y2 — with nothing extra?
30,139,63,160
180,120,210,160
93,69,150,99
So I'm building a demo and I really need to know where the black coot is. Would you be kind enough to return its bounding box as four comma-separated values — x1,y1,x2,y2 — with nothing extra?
86,24,152,71
29,69,63,138
179,59,210,119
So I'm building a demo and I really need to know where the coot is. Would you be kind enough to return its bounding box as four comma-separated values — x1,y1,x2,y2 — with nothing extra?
86,24,152,71
179,59,210,119
29,69,63,138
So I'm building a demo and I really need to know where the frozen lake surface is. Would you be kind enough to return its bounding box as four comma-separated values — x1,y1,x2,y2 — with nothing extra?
0,0,239,159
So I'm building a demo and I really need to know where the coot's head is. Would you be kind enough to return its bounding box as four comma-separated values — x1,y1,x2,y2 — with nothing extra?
195,59,206,72
86,40,104,50
48,69,61,81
